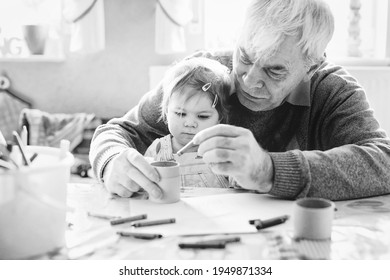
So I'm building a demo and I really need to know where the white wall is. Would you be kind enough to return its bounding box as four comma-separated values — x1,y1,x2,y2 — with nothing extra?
347,67,390,135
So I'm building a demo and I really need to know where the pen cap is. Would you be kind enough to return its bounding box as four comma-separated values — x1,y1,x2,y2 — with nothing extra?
150,161,180,204
293,197,335,240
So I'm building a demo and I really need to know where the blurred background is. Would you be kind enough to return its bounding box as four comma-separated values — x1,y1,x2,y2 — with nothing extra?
0,0,389,142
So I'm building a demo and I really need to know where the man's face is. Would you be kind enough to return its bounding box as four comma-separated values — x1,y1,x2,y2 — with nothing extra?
233,35,312,111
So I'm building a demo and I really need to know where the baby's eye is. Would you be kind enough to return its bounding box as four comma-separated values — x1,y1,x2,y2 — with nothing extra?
198,115,211,119
175,112,185,117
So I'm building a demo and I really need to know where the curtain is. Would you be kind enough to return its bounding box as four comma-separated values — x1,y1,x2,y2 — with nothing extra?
63,0,105,54
155,0,193,54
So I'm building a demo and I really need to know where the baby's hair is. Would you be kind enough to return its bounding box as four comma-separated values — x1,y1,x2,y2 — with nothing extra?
161,57,231,123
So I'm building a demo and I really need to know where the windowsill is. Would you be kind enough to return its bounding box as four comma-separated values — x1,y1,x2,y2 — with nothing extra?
0,55,65,62
330,57,390,67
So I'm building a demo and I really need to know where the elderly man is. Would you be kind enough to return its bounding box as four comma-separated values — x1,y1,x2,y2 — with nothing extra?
90,0,390,201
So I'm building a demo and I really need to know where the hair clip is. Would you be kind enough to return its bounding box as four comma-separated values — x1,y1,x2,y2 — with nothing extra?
202,82,212,92
212,94,218,108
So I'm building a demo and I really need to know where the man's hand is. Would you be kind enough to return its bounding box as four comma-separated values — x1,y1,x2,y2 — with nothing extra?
193,124,274,192
103,148,162,198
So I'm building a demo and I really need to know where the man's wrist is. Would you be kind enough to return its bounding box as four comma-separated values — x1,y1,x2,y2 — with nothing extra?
263,153,274,191
231,152,274,192
252,153,274,193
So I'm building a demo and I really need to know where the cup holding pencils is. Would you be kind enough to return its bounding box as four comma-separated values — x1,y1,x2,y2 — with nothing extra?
0,143,74,259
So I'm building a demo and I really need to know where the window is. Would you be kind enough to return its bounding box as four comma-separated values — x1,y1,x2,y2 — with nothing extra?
326,0,389,60
204,0,252,51
204,0,390,64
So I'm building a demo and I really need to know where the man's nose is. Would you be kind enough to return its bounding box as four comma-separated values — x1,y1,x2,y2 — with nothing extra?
243,66,264,89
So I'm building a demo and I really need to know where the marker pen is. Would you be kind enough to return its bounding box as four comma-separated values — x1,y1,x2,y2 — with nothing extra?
116,231,163,240
110,214,147,225
132,218,176,228
251,215,290,230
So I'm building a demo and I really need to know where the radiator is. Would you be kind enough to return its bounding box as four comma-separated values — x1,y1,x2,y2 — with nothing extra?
149,66,390,135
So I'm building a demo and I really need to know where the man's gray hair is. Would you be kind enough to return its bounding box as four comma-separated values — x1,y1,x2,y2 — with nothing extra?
240,0,334,65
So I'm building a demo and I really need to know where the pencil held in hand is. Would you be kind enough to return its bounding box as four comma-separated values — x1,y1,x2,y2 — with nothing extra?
176,140,197,156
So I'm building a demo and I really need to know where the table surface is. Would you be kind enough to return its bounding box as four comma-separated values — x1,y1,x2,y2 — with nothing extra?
42,183,390,260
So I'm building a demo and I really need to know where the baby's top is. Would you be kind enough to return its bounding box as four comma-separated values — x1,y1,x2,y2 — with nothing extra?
145,135,230,189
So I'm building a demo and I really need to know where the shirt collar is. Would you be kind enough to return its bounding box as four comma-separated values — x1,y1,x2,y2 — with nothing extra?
285,79,311,106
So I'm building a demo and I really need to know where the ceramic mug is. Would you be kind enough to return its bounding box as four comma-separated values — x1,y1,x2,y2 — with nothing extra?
293,197,335,240
22,25,48,55
150,161,180,204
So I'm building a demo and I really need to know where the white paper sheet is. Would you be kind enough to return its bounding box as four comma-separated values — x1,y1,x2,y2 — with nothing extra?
127,193,294,236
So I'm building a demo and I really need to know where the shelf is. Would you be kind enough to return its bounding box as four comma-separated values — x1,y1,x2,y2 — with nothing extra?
0,55,65,62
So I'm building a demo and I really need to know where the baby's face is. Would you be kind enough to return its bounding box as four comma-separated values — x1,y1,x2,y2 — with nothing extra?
167,89,219,151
